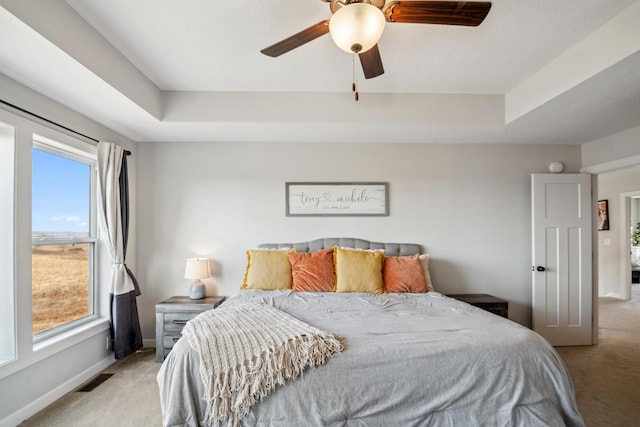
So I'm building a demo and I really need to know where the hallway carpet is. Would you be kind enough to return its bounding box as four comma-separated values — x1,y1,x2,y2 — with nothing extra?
555,284,640,426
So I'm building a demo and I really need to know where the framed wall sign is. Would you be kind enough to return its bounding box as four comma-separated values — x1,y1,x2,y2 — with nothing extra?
286,182,388,217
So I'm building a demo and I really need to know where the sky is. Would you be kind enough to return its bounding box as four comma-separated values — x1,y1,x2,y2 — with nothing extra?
32,148,90,235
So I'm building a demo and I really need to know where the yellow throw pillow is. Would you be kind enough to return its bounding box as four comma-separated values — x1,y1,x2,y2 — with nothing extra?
334,247,385,293
242,249,296,290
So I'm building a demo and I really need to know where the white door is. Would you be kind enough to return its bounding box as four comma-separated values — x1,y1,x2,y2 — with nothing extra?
531,174,592,346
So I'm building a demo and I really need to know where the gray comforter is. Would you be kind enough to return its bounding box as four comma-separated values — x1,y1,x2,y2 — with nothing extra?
158,290,584,426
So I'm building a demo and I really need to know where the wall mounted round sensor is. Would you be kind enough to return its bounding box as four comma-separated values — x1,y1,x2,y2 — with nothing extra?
548,161,564,173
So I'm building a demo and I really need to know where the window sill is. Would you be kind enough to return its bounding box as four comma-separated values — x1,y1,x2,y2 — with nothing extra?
0,318,110,380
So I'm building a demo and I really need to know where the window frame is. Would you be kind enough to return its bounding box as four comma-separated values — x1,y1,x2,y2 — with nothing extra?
31,136,99,342
0,106,109,380
0,120,16,366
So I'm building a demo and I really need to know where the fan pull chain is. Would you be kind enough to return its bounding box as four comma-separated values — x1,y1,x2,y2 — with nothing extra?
352,53,359,101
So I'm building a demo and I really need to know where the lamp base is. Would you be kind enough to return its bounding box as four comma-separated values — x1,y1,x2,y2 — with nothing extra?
189,280,206,300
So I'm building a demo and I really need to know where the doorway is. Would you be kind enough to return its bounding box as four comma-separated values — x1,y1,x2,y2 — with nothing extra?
596,166,640,300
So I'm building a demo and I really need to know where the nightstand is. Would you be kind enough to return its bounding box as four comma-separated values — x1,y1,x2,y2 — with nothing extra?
448,293,508,319
155,295,226,362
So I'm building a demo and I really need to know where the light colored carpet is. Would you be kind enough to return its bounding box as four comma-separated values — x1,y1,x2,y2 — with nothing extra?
19,287,640,426
555,284,640,426
18,348,162,427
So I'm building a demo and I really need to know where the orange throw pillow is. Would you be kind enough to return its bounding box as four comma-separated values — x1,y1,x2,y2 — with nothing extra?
383,254,428,293
288,248,335,292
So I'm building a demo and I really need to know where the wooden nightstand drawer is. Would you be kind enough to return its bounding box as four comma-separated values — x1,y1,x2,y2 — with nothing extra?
164,312,199,332
156,295,226,362
163,334,182,348
448,293,508,319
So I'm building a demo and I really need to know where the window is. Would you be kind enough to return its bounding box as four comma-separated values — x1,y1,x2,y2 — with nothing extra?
32,136,97,339
0,107,106,377
0,121,16,364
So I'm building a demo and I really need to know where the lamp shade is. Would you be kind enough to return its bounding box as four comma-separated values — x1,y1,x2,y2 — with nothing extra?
329,3,385,54
184,258,209,280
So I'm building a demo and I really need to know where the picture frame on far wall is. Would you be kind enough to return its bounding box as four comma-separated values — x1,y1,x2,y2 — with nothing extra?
286,182,388,217
598,199,610,231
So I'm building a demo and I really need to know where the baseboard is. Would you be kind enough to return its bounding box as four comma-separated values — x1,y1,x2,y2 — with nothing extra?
143,338,156,349
0,355,115,427
599,291,625,299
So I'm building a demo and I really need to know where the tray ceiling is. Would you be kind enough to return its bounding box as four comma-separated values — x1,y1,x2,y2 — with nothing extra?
0,0,638,144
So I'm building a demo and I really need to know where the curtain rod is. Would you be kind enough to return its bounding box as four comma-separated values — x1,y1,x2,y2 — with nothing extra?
0,98,131,156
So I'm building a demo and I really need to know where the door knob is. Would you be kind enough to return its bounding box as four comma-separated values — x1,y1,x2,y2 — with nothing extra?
536,266,546,272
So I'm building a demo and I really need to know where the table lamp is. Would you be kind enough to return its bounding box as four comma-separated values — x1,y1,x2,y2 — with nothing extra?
184,258,209,300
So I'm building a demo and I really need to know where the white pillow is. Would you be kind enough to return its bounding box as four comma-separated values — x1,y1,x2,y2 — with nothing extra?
418,254,435,292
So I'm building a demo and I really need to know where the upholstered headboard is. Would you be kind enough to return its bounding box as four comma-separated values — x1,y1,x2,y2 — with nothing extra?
257,237,423,257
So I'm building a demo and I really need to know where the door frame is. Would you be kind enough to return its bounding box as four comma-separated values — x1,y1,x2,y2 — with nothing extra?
619,191,640,301
582,156,640,346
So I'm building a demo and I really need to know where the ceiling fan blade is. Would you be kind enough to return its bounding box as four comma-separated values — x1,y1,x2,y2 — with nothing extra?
261,20,330,57
384,1,491,26
359,45,384,79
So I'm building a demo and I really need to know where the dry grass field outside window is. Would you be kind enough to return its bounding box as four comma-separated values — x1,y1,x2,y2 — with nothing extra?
32,244,90,335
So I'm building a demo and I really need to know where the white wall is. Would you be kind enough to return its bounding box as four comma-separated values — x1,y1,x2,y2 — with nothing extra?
0,74,137,426
136,141,581,334
597,166,640,298
580,122,640,299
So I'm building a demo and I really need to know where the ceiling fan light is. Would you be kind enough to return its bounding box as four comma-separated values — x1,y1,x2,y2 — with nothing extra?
329,3,385,54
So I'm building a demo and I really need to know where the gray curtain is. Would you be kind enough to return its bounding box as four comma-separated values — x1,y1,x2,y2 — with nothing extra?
97,142,142,359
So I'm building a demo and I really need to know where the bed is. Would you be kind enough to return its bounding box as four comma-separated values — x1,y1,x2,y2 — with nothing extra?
157,238,584,426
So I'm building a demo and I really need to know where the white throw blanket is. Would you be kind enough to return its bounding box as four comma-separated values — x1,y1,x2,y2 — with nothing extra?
182,302,344,426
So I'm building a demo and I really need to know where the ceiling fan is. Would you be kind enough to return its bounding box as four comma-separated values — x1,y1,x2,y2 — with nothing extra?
261,1,492,80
